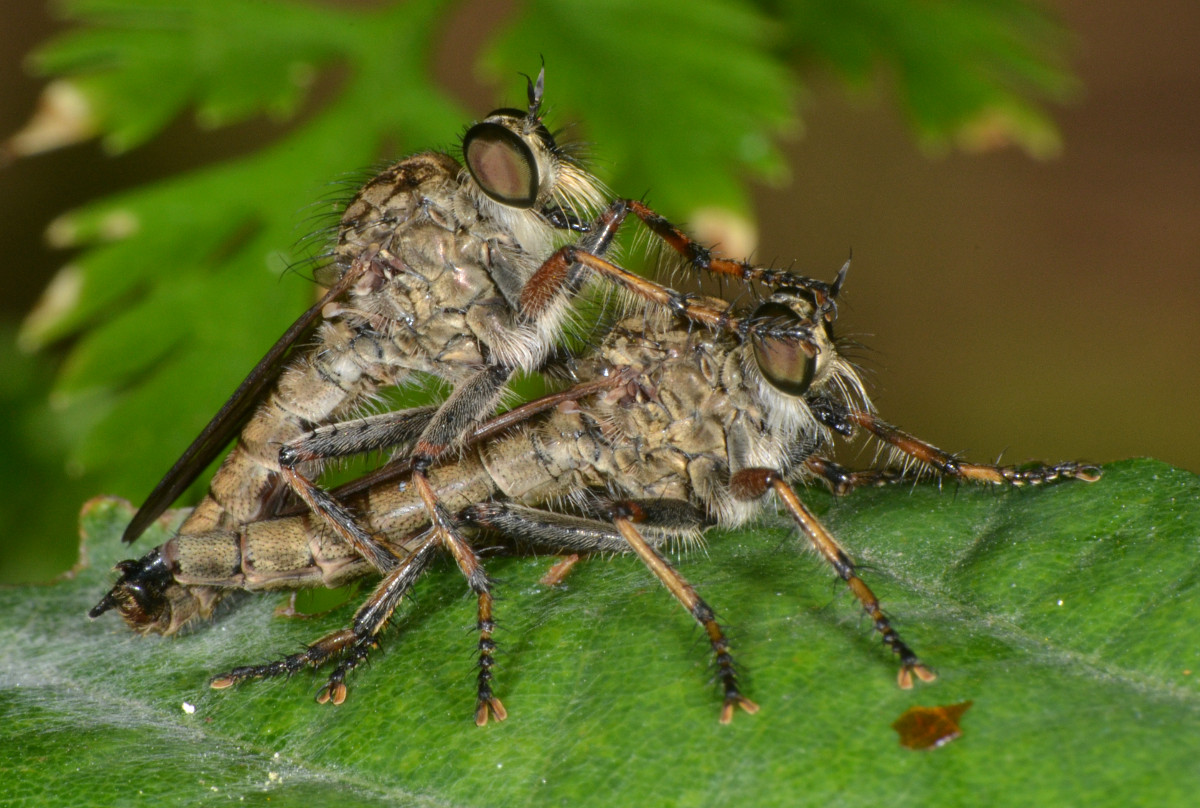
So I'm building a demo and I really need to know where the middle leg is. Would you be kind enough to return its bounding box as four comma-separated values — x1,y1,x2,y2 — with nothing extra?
731,468,936,689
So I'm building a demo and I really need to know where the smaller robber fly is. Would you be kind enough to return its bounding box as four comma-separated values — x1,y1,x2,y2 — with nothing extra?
97,69,835,635
93,264,1099,725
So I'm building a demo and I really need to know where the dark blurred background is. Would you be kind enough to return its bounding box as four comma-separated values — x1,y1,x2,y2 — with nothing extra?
1,1,1197,581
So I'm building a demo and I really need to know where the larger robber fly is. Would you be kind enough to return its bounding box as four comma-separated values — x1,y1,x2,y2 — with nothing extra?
93,265,1100,725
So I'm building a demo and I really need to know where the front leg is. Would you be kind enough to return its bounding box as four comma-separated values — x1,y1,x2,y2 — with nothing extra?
520,200,846,341
843,410,1102,487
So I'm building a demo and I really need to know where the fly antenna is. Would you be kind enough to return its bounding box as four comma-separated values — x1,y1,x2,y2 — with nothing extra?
831,252,851,299
523,58,546,117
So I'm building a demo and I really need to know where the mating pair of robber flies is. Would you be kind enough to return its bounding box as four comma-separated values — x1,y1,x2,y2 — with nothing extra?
90,71,1099,725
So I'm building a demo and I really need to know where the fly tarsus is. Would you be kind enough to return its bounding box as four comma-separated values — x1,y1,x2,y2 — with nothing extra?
318,634,379,706
211,534,440,705
845,410,1104,487
209,628,358,694
474,591,507,725
692,597,760,725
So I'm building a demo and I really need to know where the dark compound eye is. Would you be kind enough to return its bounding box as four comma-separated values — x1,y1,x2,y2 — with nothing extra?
750,301,818,396
463,120,539,208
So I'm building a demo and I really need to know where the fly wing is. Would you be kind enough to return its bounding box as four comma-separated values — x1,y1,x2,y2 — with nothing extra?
122,269,361,543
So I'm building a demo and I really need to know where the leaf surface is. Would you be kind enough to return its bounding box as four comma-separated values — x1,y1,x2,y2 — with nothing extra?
2,459,1196,806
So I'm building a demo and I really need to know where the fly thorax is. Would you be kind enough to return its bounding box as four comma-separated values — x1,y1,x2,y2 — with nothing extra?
338,152,461,253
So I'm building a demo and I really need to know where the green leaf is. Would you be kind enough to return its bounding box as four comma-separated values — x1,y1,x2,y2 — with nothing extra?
35,0,352,150
779,0,1076,155
2,459,1196,805
23,0,468,499
484,0,797,217
0,323,99,584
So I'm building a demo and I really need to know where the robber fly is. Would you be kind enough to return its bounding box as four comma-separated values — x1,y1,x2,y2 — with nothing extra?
92,266,1100,725
99,70,836,635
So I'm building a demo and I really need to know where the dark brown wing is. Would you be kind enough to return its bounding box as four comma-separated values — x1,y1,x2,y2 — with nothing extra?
122,267,362,543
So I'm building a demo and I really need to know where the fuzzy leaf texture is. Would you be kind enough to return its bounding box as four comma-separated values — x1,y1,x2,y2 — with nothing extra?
0,459,1195,806
15,0,1075,505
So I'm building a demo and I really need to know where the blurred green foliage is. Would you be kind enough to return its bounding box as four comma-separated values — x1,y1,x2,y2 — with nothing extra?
5,0,1074,581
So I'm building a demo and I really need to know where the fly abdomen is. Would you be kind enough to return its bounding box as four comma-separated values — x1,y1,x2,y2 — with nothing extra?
179,319,395,536
168,518,375,592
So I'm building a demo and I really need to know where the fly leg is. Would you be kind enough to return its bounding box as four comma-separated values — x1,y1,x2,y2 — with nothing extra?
731,468,937,690
464,498,755,722
522,204,743,335
815,407,1103,488
277,405,438,571
410,475,505,725
402,368,520,725
622,199,846,308
460,498,706,554
608,501,759,724
383,368,522,724
804,456,910,496
317,532,441,705
460,502,631,552
522,200,847,335
210,530,439,700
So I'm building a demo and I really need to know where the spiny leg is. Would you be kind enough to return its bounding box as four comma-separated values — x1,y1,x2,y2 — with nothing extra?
838,410,1103,487
408,364,513,470
731,468,936,689
521,200,846,333
319,533,442,705
524,240,738,332
460,497,705,555
458,503,619,588
278,405,439,571
622,199,846,308
464,499,752,720
280,369,587,722
805,456,909,496
608,502,758,724
284,405,438,463
461,501,631,553
412,473,505,725
209,531,439,699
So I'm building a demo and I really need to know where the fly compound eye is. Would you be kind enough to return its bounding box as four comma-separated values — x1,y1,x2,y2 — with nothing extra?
463,120,539,208
750,301,818,396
